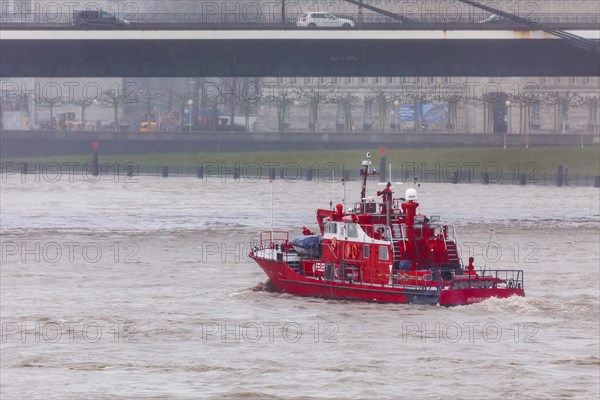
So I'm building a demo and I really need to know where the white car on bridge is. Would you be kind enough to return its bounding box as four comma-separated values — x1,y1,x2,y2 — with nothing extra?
296,13,355,28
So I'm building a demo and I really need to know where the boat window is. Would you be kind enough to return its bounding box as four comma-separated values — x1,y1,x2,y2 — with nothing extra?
363,244,370,258
325,222,337,234
378,246,389,260
346,223,358,238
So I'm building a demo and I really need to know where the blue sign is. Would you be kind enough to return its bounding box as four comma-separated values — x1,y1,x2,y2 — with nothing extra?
399,103,448,122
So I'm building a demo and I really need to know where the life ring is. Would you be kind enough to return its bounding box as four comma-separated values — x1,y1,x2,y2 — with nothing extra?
331,237,337,251
351,244,359,259
345,244,352,258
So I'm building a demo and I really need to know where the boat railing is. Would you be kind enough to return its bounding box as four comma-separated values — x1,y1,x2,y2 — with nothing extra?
353,201,407,217
455,269,524,290
256,230,289,250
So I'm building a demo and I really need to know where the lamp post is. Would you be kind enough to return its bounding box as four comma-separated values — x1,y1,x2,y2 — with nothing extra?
187,99,193,132
504,100,510,150
390,109,395,134
394,100,399,133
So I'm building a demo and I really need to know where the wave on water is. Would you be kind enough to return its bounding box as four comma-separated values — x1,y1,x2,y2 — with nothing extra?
208,393,292,400
467,295,598,315
248,281,278,293
551,356,600,366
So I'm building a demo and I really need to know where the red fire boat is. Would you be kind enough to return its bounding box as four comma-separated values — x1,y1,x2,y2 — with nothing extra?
249,154,525,306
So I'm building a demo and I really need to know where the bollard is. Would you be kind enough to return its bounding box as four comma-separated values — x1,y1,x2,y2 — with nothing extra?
482,172,490,185
519,173,526,186
233,166,240,180
379,156,386,182
594,176,600,188
20,162,27,175
162,166,169,177
343,169,350,182
126,164,134,177
556,165,564,187
306,168,314,181
197,166,204,179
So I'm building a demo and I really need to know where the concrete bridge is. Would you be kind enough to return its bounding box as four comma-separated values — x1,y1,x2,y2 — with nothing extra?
1,27,599,77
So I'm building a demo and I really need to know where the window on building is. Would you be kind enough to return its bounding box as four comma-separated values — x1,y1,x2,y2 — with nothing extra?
361,77,369,84
415,77,422,84
374,77,381,84
570,77,577,84
290,77,298,84
585,77,593,84
364,101,373,126
346,77,353,84
363,244,370,258
387,77,395,84
401,77,409,84
532,102,541,128
541,77,550,84
304,77,312,84
277,77,285,84
336,104,345,126
428,77,436,84
443,77,450,84
320,77,326,84
556,77,564,84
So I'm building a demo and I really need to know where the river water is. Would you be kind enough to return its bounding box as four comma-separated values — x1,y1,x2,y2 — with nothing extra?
1,172,598,399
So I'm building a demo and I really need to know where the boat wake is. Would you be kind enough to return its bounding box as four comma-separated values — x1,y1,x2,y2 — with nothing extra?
467,295,598,315
249,280,278,293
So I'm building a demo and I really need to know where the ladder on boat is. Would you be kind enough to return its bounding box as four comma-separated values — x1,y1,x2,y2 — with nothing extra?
391,223,406,262
445,241,460,265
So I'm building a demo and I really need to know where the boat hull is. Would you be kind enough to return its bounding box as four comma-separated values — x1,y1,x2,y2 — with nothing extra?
251,256,524,306
438,286,525,306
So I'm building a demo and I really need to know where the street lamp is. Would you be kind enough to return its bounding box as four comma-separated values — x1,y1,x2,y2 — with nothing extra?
394,100,399,133
390,109,395,134
504,100,510,150
187,99,193,132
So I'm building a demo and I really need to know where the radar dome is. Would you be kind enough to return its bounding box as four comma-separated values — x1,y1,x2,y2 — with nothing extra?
405,188,417,201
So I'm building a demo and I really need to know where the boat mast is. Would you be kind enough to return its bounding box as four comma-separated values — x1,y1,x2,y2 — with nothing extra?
360,152,371,202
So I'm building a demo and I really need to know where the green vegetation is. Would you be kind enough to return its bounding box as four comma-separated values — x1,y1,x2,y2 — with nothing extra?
3,146,599,174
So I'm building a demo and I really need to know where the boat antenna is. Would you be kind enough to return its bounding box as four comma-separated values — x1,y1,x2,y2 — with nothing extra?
360,152,372,201
483,229,494,273
342,175,347,211
270,176,274,237
330,169,335,210
378,162,403,188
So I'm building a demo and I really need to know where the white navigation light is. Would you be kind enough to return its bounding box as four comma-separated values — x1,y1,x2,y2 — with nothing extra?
366,152,371,158
406,188,417,201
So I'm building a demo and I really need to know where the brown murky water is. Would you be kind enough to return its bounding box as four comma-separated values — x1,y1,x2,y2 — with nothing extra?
1,175,598,399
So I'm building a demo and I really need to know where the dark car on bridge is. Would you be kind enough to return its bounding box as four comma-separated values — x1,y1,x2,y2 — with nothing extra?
72,9,129,26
